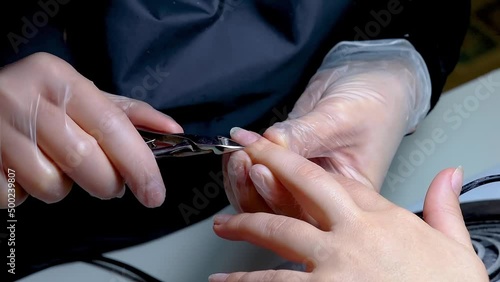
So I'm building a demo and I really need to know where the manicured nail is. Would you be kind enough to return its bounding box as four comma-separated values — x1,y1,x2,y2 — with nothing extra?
451,166,464,197
208,273,229,282
230,127,260,146
213,214,233,225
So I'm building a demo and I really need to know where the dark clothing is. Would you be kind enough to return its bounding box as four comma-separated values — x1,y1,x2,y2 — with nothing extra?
0,0,469,279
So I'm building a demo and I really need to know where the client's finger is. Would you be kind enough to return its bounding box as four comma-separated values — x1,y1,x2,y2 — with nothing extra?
250,164,312,221
213,213,324,263
233,128,358,228
227,151,272,213
423,167,473,250
209,270,309,282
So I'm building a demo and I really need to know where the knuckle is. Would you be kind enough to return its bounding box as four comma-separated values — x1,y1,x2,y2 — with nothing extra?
226,273,242,282
437,201,462,219
292,162,325,181
262,126,284,144
263,216,290,239
424,201,461,222
262,270,280,281
63,136,99,167
118,98,146,115
28,52,68,77
98,106,129,134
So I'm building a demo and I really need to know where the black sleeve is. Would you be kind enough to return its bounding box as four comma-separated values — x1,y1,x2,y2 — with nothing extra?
345,0,470,112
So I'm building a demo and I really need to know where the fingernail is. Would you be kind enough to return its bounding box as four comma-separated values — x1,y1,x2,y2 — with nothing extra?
250,167,272,200
213,214,232,225
451,166,464,197
116,185,126,198
228,154,249,200
208,273,229,282
230,127,260,146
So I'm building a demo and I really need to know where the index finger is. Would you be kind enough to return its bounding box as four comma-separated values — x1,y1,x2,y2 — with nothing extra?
234,128,359,228
64,79,166,207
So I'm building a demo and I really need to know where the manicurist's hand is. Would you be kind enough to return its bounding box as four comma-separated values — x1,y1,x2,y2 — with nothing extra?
0,52,183,208
223,39,432,218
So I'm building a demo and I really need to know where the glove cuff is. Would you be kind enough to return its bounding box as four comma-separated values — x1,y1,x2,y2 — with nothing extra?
318,39,432,134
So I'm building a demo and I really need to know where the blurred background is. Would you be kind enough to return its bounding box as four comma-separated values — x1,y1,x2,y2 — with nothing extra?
444,0,500,91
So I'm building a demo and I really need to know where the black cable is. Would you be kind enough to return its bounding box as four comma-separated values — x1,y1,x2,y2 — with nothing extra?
458,174,500,282
81,255,163,282
461,175,500,195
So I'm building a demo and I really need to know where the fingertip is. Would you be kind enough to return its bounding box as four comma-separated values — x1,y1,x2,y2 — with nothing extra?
425,167,462,201
160,112,184,133
213,214,233,226
208,273,229,282
116,185,126,198
41,185,72,204
424,167,471,248
128,174,166,208
165,123,184,134
426,168,457,193
230,127,261,146
143,184,166,208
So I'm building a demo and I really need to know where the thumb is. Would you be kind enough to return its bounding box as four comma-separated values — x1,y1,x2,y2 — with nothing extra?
262,72,341,158
263,110,342,159
423,167,473,249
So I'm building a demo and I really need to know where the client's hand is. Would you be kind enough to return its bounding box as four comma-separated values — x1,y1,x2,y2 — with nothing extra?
211,130,488,282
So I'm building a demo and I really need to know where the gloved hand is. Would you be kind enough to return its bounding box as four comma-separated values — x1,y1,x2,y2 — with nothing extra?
212,136,488,282
0,52,182,208
224,39,431,217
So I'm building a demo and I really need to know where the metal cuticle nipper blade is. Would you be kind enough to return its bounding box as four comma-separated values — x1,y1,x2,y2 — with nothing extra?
137,128,245,158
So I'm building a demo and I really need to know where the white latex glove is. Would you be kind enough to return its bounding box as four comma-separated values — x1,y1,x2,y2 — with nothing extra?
224,39,431,218
212,134,488,282
0,52,183,208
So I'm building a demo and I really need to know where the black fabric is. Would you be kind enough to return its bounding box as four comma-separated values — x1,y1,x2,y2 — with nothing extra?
0,0,469,280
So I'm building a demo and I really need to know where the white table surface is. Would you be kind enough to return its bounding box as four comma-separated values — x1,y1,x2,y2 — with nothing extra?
20,68,500,282
380,68,500,212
